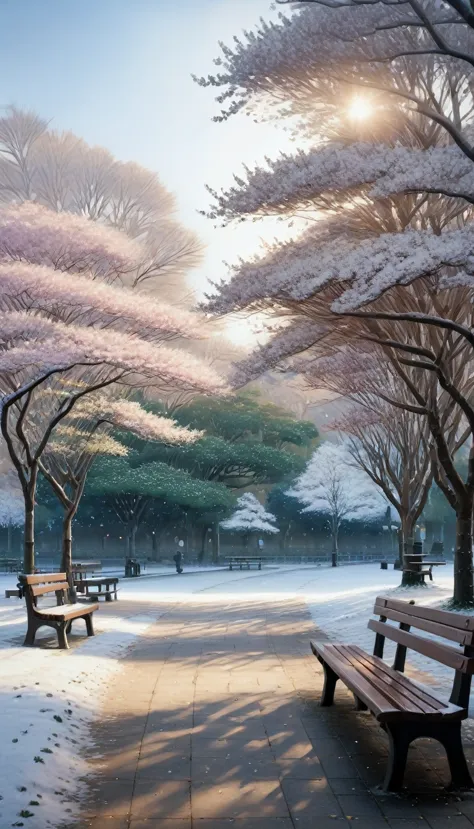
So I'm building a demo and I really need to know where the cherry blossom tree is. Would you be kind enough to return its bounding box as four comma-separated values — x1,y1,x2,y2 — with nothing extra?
197,2,474,160
220,492,279,549
0,107,201,296
0,204,225,574
41,392,203,575
288,443,387,566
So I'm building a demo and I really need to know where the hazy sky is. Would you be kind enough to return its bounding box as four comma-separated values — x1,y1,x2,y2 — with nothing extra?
0,0,296,342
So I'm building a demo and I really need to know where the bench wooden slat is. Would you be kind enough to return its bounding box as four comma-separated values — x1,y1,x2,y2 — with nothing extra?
334,645,428,714
335,645,444,715
368,619,474,674
374,602,473,645
311,640,400,720
24,572,65,585
31,581,69,597
375,596,474,633
36,602,99,620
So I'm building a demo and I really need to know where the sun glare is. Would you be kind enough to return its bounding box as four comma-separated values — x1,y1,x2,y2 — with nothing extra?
348,97,373,121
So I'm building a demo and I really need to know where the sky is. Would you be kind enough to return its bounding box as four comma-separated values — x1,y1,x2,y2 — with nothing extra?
0,0,296,344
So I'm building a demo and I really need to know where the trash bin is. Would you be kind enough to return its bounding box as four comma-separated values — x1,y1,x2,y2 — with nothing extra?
380,561,388,570
125,558,141,577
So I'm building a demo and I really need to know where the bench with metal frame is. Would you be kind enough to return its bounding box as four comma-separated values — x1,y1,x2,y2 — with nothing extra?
19,572,98,649
228,556,263,571
405,552,446,581
311,596,474,792
73,562,119,602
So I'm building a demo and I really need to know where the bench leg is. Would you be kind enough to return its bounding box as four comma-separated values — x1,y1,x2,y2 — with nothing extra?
105,592,112,602
66,620,72,633
57,623,69,650
23,621,38,647
85,613,95,637
320,659,338,706
439,723,474,790
384,726,411,792
354,695,368,711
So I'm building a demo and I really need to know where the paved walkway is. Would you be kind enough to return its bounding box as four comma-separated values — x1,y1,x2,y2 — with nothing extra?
76,598,474,829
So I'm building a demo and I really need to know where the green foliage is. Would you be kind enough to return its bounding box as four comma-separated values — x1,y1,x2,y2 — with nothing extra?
88,456,234,512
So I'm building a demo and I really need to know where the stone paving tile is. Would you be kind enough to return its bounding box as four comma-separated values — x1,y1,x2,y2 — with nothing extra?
130,822,191,828
132,780,191,818
190,821,294,829
191,780,290,818
77,597,474,828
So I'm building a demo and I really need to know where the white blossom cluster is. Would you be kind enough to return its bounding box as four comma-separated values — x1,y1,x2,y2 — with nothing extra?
206,142,474,223
196,2,471,121
220,492,279,534
231,319,328,387
288,442,387,522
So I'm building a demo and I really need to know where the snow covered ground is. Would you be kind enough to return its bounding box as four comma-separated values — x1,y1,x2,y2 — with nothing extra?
0,562,464,828
0,583,162,828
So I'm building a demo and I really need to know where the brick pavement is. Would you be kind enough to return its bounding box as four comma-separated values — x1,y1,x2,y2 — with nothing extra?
75,598,474,829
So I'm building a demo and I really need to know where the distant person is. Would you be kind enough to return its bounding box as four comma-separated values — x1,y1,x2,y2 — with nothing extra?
173,550,183,574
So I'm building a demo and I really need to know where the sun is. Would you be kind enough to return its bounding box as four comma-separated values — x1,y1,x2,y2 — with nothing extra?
348,96,373,121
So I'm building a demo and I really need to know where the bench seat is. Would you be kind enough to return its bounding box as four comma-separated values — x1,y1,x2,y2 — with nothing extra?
311,642,464,723
35,601,99,619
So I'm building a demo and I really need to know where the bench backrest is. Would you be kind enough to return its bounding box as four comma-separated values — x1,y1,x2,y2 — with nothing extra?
371,596,474,708
20,572,69,610
72,561,102,580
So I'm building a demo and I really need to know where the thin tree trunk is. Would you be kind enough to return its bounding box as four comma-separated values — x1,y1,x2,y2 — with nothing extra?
198,526,208,564
7,523,12,555
211,522,220,565
331,526,338,568
24,498,35,574
130,523,137,557
61,511,74,575
400,516,424,587
453,492,474,607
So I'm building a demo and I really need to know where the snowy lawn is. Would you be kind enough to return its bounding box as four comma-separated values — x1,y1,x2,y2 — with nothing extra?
0,580,162,829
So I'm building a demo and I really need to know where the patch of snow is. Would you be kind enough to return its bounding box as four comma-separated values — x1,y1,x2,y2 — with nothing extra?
0,598,158,829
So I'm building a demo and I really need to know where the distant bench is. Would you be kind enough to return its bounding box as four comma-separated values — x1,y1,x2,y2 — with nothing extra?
405,553,446,581
73,561,119,602
0,557,21,573
19,572,98,649
311,596,474,792
228,556,263,571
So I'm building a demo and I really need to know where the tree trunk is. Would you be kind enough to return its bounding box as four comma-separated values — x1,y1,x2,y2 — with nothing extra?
129,523,137,557
151,531,160,561
198,526,208,564
400,516,424,587
331,528,338,568
24,499,35,574
7,523,12,555
453,493,474,607
61,511,74,576
23,467,38,574
210,522,220,565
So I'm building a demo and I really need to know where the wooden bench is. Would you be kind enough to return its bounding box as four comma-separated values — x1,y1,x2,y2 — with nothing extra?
228,556,263,571
405,553,446,581
73,562,119,602
0,557,21,573
311,596,474,792
19,572,99,650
